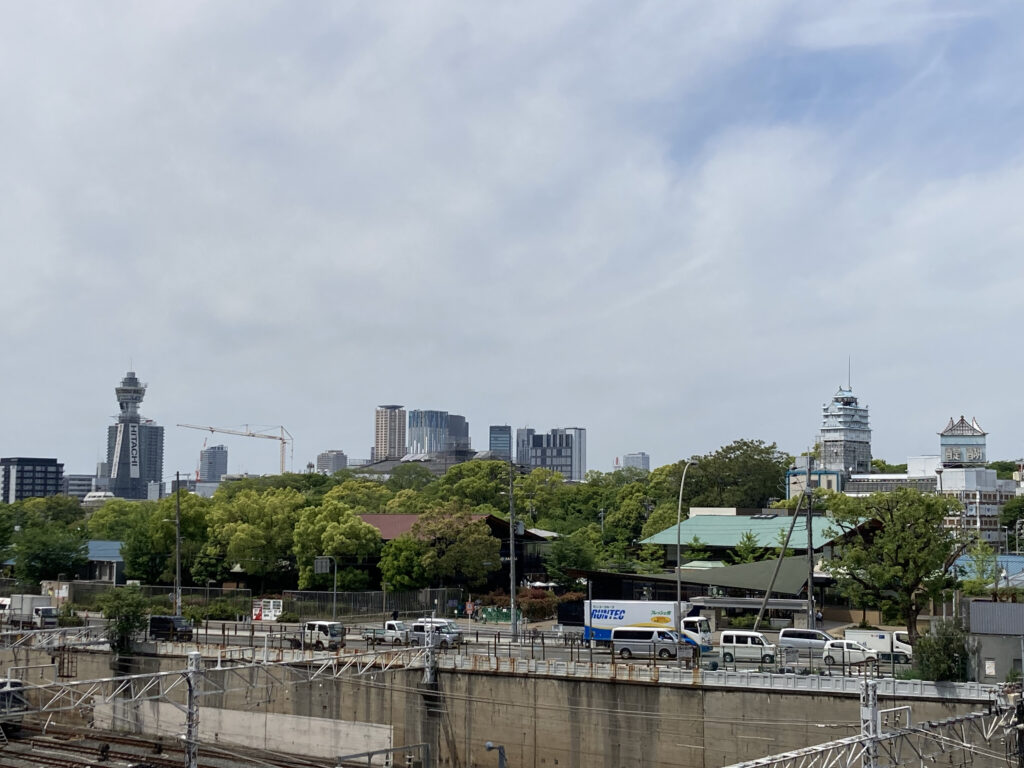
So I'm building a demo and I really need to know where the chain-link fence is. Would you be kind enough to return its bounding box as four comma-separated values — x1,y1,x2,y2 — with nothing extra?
282,587,462,621
0,578,36,598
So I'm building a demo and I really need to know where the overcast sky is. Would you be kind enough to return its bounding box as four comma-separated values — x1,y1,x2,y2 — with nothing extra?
3,2,1023,479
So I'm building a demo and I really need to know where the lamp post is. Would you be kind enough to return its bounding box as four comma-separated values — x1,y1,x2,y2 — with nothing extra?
485,741,507,768
174,471,182,616
676,458,696,635
508,460,518,643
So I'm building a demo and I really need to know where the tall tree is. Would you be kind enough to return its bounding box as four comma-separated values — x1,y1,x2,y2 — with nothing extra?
379,535,430,591
825,488,966,642
412,499,501,587
292,499,382,588
11,522,87,582
728,530,763,564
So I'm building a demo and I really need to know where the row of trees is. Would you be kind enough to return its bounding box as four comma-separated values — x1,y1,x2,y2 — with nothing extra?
0,439,792,592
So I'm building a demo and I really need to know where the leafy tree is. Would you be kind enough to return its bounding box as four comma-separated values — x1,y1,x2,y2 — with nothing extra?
385,464,436,493
682,536,710,562
122,493,210,585
774,527,795,558
728,530,763,564
429,460,509,509
292,499,382,588
322,479,393,513
987,460,1017,480
514,468,565,524
649,441,790,511
201,487,305,589
639,502,681,541
384,488,430,515
86,499,152,540
871,458,908,474
412,499,501,587
11,522,87,582
961,539,1000,597
999,496,1024,529
913,620,970,681
379,535,430,590
544,530,598,586
98,586,150,653
825,488,966,642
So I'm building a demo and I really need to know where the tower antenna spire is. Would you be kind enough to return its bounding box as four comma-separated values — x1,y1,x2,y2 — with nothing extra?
848,356,852,390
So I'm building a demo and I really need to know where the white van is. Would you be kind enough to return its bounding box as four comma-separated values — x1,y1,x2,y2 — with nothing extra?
610,627,681,660
719,630,776,664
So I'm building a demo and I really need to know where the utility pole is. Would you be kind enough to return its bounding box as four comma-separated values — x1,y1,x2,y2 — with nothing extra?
806,461,815,629
185,651,201,768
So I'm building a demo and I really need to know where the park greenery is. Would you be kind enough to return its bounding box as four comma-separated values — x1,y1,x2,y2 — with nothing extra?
0,439,792,594
0,439,1015,651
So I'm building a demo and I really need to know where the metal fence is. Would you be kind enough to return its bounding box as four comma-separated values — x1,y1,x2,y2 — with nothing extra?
282,587,462,621
0,578,37,597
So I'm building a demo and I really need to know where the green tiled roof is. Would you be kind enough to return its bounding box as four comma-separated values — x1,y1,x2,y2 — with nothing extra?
641,514,836,550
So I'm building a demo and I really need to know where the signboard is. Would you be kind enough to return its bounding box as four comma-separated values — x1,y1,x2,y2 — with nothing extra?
128,423,140,478
314,557,332,575
252,600,263,620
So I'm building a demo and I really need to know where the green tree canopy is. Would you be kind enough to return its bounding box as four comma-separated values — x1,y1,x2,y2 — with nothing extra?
825,488,966,642
544,530,598,587
292,499,382,589
11,521,88,583
728,530,763,564
412,499,501,587
98,586,150,653
379,535,430,591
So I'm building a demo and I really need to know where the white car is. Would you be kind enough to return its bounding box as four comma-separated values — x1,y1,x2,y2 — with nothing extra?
823,640,878,666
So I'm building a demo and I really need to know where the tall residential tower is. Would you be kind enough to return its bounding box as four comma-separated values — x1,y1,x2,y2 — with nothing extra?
374,405,407,460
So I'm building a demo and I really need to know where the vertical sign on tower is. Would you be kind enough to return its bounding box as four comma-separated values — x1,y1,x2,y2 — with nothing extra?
128,423,140,478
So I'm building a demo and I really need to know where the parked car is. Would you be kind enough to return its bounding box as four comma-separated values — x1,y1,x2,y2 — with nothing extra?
778,628,833,651
148,615,194,642
823,640,878,666
718,630,776,664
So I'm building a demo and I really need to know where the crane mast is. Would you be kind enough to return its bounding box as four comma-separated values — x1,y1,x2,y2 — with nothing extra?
177,424,293,474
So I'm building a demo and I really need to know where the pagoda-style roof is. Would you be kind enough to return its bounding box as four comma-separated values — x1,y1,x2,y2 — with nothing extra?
939,416,986,437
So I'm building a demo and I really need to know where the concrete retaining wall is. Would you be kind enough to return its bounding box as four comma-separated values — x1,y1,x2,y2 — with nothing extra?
0,648,996,768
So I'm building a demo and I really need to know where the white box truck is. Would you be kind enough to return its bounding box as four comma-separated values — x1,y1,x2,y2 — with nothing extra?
584,600,712,653
844,629,912,663
10,595,57,629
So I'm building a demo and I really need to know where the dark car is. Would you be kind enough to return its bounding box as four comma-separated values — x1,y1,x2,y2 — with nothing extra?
149,615,194,641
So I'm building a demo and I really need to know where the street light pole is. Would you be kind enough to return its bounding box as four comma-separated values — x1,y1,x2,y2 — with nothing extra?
508,460,518,643
676,458,695,636
175,471,182,616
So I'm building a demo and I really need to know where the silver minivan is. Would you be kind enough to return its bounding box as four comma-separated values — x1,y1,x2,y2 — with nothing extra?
610,627,680,659
719,630,776,664
777,628,833,651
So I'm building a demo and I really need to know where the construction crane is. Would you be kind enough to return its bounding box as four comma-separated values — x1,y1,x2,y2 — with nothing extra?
177,424,293,475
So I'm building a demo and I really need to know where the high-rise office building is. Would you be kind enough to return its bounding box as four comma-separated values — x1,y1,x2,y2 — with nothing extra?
446,414,471,453
518,427,587,481
516,428,535,465
489,425,512,461
316,450,349,474
819,386,871,474
375,405,407,460
622,452,650,471
105,371,165,500
199,444,228,482
408,410,449,454
1,457,64,503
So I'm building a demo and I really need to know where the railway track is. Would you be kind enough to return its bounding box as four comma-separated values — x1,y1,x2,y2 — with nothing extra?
0,722,339,768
